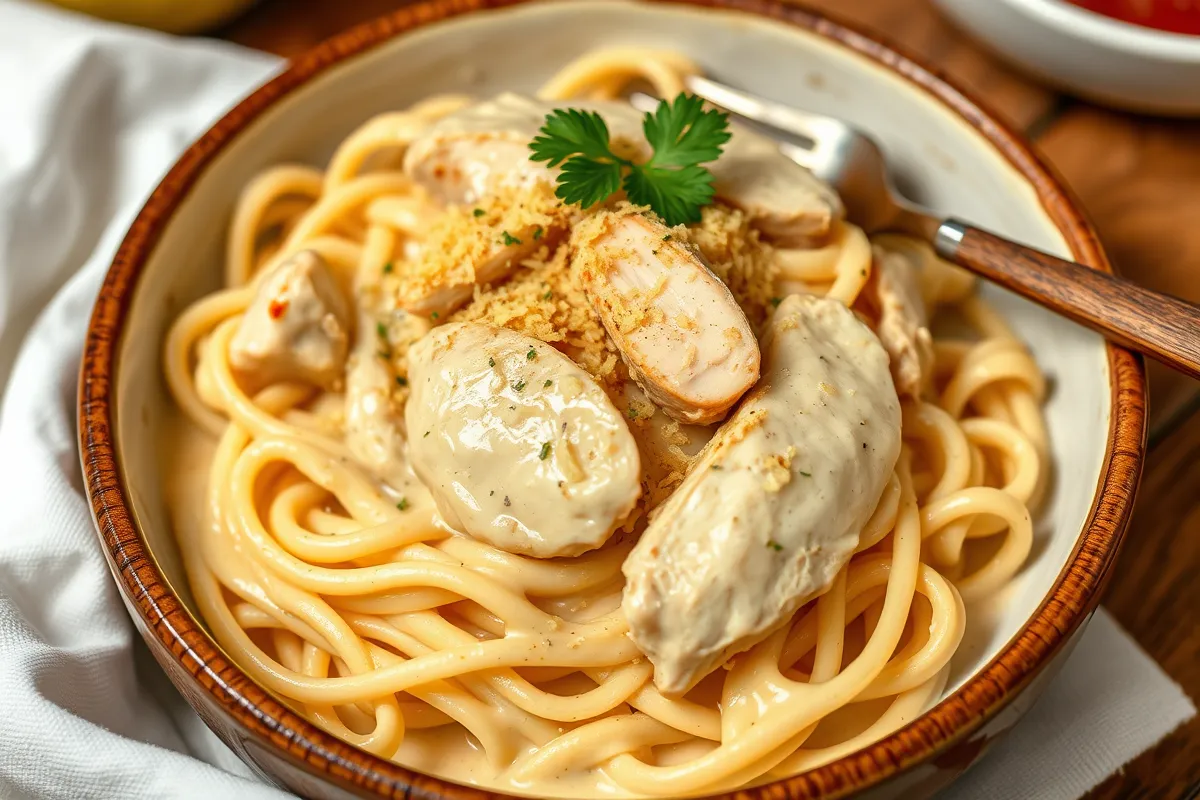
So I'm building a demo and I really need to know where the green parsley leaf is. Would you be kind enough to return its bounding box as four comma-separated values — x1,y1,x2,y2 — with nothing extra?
770,297,783,307
532,226,544,240
626,407,638,420
488,357,496,367
799,470,812,477
473,208,485,217
382,261,394,274
544,379,552,388
529,108,617,166
376,321,388,339
526,348,537,360
556,157,622,209
396,498,409,511
543,290,553,300
529,94,730,226
513,380,526,392
624,163,715,226
767,540,783,552
430,311,439,320
642,93,731,167
539,442,552,460
501,231,522,246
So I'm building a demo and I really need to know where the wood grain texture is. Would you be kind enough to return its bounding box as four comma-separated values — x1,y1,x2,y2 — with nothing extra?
1033,106,1200,443
949,224,1200,380
1085,416,1200,800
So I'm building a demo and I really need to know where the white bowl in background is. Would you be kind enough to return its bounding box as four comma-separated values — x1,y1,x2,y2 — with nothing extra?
935,0,1200,115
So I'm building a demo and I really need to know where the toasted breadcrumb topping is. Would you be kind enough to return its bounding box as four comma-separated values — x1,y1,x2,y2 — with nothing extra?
382,187,784,517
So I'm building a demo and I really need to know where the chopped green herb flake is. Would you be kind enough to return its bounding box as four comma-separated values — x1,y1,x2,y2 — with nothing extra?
544,379,552,388
663,234,672,241
539,442,552,460
376,321,388,339
513,380,527,392
770,297,783,307
527,348,537,361
395,376,408,387
424,430,430,438
382,261,394,274
501,231,522,246
543,290,553,300
532,226,544,240
799,470,812,477
488,357,496,367
396,498,409,511
430,311,439,320
626,407,638,419
473,208,485,217
767,540,783,552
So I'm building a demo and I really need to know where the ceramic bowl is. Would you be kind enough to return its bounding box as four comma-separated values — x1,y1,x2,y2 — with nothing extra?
935,0,1200,116
79,1,1147,798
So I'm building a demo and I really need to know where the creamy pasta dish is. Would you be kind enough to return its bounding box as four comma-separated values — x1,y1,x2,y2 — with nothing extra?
163,49,1047,798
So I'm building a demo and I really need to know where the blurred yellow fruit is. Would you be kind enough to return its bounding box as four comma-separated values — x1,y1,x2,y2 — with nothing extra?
40,0,259,33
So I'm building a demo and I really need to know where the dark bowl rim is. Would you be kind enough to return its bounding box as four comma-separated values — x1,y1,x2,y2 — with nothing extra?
78,1,1148,798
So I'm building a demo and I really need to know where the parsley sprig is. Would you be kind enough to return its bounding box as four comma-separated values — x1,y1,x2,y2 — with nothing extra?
529,94,731,226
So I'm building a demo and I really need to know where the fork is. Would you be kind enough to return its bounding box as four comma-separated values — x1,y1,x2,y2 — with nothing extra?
632,78,1200,380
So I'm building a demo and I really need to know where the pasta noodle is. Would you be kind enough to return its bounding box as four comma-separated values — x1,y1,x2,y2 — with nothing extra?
162,49,1047,798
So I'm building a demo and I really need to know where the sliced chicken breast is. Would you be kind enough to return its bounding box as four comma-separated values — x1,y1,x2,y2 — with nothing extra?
572,210,760,425
711,128,843,244
229,250,351,390
860,246,935,398
404,92,840,245
402,93,644,206
397,219,559,319
406,322,641,558
622,294,902,695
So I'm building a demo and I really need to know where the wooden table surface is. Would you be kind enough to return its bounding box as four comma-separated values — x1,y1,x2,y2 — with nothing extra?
214,2,1200,797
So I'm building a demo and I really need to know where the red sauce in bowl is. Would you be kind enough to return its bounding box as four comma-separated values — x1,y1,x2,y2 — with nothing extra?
1065,0,1200,35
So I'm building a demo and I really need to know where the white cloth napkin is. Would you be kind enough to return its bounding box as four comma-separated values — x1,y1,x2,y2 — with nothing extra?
0,2,1192,799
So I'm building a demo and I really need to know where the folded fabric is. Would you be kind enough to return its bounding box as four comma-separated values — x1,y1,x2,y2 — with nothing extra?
0,2,1191,799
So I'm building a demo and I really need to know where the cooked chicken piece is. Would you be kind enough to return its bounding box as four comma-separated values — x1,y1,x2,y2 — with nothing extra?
858,246,935,398
711,128,843,245
572,211,760,425
614,381,714,509
403,93,644,206
622,294,902,695
406,322,641,558
229,250,351,390
344,309,431,491
406,92,839,241
398,220,558,319
872,233,976,309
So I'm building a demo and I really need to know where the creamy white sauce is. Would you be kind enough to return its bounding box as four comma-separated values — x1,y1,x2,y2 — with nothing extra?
622,294,902,694
405,322,641,558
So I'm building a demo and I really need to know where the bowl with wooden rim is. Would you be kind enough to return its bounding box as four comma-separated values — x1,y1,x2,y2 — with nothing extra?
78,0,1146,798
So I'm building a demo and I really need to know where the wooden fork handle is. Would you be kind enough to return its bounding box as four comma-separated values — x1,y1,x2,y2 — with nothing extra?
934,220,1200,381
